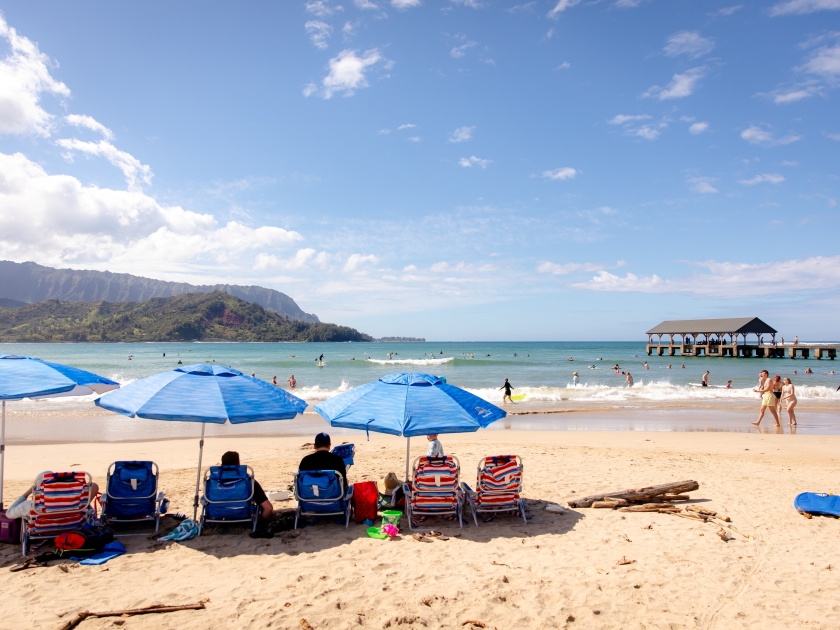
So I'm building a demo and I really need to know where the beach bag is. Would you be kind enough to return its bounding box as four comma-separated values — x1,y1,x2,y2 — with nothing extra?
352,481,379,523
0,510,21,545
54,526,114,558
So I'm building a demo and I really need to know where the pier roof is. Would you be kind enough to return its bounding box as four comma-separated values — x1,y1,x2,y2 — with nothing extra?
646,317,777,335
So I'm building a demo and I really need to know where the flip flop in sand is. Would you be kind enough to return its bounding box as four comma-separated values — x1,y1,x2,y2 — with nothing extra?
9,558,36,573
426,531,449,541
412,533,433,543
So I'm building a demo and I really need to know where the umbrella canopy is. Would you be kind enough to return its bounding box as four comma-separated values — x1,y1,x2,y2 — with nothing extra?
95,364,306,422
0,354,119,508
0,354,119,400
313,372,506,437
95,364,307,519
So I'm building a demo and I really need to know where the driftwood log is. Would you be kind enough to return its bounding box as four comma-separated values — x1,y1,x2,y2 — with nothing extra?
687,506,730,522
59,602,207,630
568,481,699,508
620,503,682,513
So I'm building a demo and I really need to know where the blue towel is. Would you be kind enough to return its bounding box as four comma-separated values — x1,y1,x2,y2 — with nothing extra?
77,541,127,565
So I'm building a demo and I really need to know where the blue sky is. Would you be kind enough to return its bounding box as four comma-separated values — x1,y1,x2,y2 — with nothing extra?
0,0,838,340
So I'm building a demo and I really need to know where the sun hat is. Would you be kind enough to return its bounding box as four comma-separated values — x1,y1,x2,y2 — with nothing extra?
377,472,403,495
573,372,579,376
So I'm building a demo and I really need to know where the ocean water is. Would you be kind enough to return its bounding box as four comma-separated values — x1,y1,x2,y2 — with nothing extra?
3,341,838,414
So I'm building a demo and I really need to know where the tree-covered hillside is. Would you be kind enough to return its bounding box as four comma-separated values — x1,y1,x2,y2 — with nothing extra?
0,291,372,343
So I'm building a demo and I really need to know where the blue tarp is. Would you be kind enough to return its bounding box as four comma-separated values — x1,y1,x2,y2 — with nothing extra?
95,364,307,423
0,354,119,400
313,372,506,437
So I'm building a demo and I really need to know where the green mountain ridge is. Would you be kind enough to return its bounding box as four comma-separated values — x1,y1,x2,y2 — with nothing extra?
0,291,372,343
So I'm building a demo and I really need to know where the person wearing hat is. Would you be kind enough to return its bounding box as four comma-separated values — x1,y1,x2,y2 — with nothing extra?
378,472,404,508
299,432,348,490
572,371,579,386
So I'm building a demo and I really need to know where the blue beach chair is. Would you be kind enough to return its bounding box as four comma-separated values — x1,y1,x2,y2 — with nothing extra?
101,461,166,534
331,443,355,469
198,465,258,535
293,470,353,529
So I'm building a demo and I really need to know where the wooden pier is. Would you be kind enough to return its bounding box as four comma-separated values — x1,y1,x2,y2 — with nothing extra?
645,317,837,360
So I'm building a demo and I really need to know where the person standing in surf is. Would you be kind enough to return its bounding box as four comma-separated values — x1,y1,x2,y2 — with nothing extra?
500,378,514,404
702,371,710,387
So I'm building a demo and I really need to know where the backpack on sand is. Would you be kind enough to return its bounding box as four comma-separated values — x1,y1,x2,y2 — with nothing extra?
352,481,379,523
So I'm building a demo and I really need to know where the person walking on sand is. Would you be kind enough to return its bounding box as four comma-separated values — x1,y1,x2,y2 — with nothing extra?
701,371,710,387
752,370,780,427
287,375,297,389
781,377,797,426
499,378,514,404
772,375,783,416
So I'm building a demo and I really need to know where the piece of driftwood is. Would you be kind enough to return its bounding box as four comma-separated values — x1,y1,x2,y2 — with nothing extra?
686,506,731,522
714,519,753,539
659,495,690,502
603,497,630,506
657,507,682,513
672,512,709,522
568,480,699,508
620,503,679,512
59,602,208,630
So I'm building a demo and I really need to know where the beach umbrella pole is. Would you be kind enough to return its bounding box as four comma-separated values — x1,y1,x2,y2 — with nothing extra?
193,423,206,521
0,401,5,509
405,436,411,483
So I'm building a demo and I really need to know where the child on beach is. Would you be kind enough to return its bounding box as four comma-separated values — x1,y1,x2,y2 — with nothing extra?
427,434,444,457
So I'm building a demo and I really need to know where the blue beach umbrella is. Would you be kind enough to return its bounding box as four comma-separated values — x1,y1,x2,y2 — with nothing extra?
313,373,506,479
95,364,307,518
0,354,119,508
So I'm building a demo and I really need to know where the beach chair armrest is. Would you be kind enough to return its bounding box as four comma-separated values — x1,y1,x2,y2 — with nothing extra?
460,482,476,498
344,485,354,501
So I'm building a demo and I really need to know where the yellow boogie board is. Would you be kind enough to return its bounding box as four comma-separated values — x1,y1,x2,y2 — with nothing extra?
510,394,527,402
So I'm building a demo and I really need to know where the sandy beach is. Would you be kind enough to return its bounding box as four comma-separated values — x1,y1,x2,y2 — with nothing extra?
2,428,839,629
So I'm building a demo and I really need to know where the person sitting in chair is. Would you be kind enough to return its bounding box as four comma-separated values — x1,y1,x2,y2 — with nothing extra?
220,451,273,533
299,432,348,491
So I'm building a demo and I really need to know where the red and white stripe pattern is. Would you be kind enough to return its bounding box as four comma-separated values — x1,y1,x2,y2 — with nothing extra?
27,472,92,536
410,456,460,513
475,456,522,509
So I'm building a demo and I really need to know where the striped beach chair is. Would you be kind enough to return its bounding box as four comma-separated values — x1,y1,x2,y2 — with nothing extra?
22,471,95,555
404,455,464,529
462,455,527,525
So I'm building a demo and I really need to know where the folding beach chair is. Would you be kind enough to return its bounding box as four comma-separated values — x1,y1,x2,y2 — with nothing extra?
331,443,355,469
462,455,527,526
404,455,464,530
100,461,166,534
22,471,95,556
293,470,353,529
198,465,258,535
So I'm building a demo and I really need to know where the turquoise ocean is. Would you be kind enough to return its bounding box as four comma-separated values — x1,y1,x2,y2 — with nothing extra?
2,341,838,441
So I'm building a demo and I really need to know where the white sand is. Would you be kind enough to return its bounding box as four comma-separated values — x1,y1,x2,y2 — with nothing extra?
1,430,839,629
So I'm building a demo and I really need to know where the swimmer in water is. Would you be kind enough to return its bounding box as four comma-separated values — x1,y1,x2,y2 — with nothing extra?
287,375,296,389
643,362,648,370
272,376,277,386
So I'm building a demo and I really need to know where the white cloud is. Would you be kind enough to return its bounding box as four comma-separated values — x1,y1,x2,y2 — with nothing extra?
507,2,536,11
305,48,383,99
305,21,333,50
450,42,476,58
554,61,570,70
741,125,801,146
407,136,421,142
541,166,577,180
710,5,742,16
643,67,705,100
547,0,581,18
663,31,715,59
343,253,379,272
689,121,710,134
738,173,785,185
459,156,492,168
305,0,344,16
448,125,475,142
608,114,651,125
574,256,840,298
687,176,718,193
800,43,840,80
377,128,391,134
0,14,70,136
354,0,378,7
770,0,840,15
56,138,153,191
64,114,114,140
537,261,608,275
0,151,301,274
544,28,556,40
452,0,482,7
634,125,660,140
774,88,816,103
254,249,331,270
398,123,416,129
391,0,421,7
429,261,495,273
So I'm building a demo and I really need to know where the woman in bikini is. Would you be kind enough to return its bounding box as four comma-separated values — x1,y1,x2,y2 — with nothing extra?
781,377,797,426
752,369,780,427
772,375,783,416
